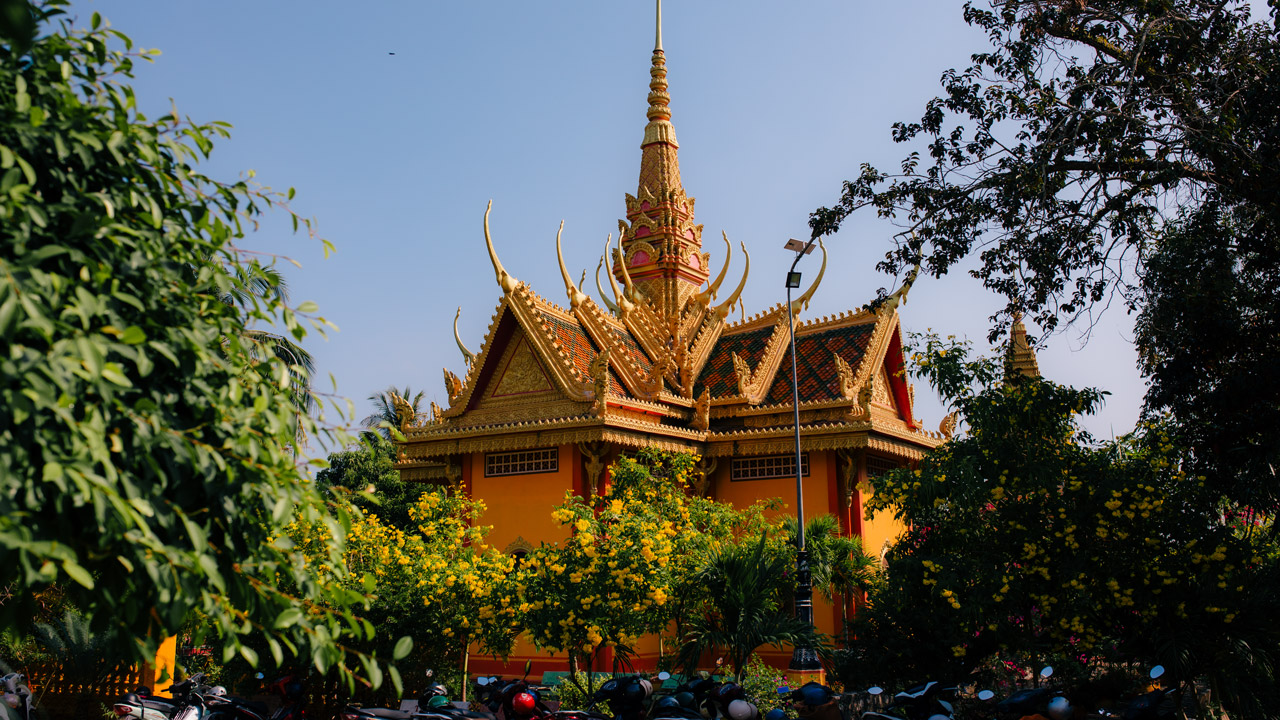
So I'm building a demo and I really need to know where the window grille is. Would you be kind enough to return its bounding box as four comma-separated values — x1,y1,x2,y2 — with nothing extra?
485,448,558,477
731,453,809,481
865,455,900,478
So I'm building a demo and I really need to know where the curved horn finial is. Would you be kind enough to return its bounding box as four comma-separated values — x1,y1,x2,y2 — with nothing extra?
604,234,634,315
484,201,518,294
694,231,733,307
615,244,643,303
596,256,621,314
883,261,921,312
454,307,476,366
556,220,586,308
790,238,827,315
713,242,751,320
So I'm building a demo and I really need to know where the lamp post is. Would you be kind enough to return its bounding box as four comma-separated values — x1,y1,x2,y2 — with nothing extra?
784,237,822,672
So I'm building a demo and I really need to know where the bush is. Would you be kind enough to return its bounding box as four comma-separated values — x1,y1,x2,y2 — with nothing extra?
738,656,790,717
552,673,611,714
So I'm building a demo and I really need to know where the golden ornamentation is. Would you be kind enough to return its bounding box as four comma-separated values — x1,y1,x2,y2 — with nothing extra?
556,220,587,309
503,536,535,555
712,240,750,321
578,441,609,496
483,201,519,294
834,352,856,400
837,448,861,509
690,455,717,496
693,387,710,432
444,367,464,405
430,401,444,423
939,411,959,439
590,349,610,417
874,366,894,407
491,336,554,397
389,391,417,433
454,306,476,367
731,352,753,398
595,255,621,314
789,238,827,315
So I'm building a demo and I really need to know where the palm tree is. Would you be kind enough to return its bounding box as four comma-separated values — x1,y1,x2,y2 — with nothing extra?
784,515,878,646
362,386,426,439
675,538,824,681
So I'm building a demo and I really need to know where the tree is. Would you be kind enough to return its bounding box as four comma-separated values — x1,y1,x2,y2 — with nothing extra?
362,386,426,440
317,434,419,532
674,537,824,682
0,2,385,686
783,515,877,647
848,334,1280,717
810,0,1280,510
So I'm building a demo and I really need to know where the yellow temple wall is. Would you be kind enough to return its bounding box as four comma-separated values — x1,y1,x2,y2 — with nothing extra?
857,486,907,568
469,445,575,554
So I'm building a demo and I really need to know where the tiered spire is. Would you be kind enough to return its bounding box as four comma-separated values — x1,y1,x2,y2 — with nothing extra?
614,0,711,322
1006,314,1042,378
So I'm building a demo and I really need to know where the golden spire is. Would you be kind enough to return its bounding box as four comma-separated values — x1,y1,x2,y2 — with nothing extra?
1006,313,1042,378
655,0,663,52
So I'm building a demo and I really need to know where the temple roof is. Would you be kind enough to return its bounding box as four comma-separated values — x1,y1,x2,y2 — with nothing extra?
397,3,945,472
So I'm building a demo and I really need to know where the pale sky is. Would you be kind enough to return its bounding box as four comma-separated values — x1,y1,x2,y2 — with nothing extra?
76,1,1184,446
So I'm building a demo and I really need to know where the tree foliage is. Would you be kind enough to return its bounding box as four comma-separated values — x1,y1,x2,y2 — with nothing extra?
317,434,419,533
810,0,1280,510
849,335,1280,717
0,2,386,684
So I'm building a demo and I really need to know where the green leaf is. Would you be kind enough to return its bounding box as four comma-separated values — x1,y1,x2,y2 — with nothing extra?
120,326,146,344
296,301,319,314
388,665,403,699
101,363,132,387
62,561,94,589
274,608,304,629
392,635,413,660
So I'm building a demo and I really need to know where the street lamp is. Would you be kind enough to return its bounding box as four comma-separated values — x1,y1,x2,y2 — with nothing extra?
783,237,821,672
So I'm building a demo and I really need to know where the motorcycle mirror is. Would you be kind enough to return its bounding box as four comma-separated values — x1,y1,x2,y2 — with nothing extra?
1150,665,1165,680
255,673,265,680
977,690,995,701
1040,666,1054,679
867,687,883,696
477,678,489,687
490,677,498,684
658,672,671,681
426,669,435,679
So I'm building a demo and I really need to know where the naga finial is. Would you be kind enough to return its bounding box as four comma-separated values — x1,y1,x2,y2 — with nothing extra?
693,231,732,307
604,234,635,316
556,220,586,309
483,200,518,294
790,238,827,315
615,243,644,304
713,241,751,320
454,306,476,366
596,256,621,314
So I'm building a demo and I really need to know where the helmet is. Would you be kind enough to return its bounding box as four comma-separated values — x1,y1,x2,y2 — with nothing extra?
427,696,450,709
727,700,757,720
1046,695,1072,720
764,710,785,720
794,683,833,707
673,692,696,709
655,697,682,711
512,691,537,716
715,684,746,705
208,686,227,698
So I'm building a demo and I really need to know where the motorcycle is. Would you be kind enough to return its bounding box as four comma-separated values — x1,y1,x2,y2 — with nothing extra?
859,679,957,720
1,673,33,720
113,673,208,720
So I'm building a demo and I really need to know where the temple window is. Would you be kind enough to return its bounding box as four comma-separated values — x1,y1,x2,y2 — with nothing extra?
485,448,558,477
730,453,810,482
865,455,900,479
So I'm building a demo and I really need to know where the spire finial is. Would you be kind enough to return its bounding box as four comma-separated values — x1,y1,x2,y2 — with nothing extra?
655,0,663,52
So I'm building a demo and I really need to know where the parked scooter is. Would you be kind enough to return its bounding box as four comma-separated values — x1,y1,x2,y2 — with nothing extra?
1,673,33,720
114,673,211,720
859,679,957,720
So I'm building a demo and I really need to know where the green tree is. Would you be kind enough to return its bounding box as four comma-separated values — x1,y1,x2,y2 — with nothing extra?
317,434,418,532
0,2,387,686
362,385,426,440
810,0,1280,512
675,537,824,682
783,515,877,647
849,334,1279,717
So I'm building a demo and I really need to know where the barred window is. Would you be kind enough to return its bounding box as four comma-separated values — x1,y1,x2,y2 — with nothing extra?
485,448,558,477
731,453,809,481
865,455,900,479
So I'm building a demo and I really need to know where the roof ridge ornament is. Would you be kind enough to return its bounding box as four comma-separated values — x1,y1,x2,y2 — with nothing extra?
712,241,751,320
693,231,732,307
556,220,587,309
483,200,519,294
790,238,827,315
454,306,476,366
595,256,621,314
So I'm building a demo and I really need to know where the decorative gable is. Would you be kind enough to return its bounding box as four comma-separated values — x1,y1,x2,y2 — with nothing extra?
491,336,554,398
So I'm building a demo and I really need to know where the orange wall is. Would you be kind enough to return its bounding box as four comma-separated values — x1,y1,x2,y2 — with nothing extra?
857,486,906,568
470,445,575,554
712,450,832,526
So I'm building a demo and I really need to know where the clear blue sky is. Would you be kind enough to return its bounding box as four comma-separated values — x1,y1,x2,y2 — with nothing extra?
77,1,1171,444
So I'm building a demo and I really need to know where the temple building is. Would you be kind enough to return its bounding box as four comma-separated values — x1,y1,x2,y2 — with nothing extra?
394,3,948,674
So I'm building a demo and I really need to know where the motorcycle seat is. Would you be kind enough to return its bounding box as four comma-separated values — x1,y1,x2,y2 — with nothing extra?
358,709,414,720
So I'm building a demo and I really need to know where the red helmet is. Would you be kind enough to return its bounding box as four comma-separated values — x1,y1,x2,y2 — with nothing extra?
512,691,537,716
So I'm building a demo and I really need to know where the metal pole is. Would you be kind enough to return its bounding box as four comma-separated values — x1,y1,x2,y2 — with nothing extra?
787,249,819,672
